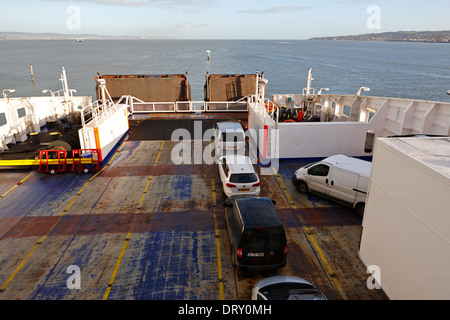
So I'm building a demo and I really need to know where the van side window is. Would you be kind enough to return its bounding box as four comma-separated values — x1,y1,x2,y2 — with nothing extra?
230,206,242,239
309,164,330,177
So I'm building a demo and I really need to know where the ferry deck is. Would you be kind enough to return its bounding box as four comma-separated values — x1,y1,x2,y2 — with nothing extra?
0,111,388,300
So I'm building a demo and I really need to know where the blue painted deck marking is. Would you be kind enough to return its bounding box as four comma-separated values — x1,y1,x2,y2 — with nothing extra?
137,230,218,300
0,173,92,218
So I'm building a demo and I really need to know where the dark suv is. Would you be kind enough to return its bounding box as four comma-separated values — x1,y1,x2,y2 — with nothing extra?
223,197,287,270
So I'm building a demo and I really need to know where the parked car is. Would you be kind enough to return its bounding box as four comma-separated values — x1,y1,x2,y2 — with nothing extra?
292,154,371,216
223,197,287,270
251,276,327,300
218,154,260,197
212,121,246,158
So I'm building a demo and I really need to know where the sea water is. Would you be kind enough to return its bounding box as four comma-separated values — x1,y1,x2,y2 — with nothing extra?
0,39,449,102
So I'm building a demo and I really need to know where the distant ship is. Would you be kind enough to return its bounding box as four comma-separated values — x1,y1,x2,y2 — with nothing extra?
76,38,83,42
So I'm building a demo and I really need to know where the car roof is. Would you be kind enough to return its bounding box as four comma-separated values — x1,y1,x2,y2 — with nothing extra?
217,121,244,132
234,197,281,227
223,155,255,173
254,276,315,291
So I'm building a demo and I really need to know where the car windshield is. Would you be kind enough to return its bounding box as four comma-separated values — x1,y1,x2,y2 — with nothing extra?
229,173,257,183
223,132,243,142
260,283,324,300
303,162,317,168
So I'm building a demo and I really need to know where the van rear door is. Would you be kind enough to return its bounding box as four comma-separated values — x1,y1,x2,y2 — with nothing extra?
240,227,286,267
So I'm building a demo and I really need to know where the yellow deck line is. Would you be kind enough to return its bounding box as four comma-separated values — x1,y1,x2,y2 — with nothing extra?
249,138,342,293
271,167,344,295
212,177,225,300
0,172,35,200
103,141,165,300
102,232,131,300
208,141,225,300
0,158,102,166
237,138,343,295
0,140,127,296
138,141,165,207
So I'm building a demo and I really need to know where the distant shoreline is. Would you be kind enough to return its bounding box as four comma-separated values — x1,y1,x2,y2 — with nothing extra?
309,30,450,44
0,32,167,40
1,30,450,43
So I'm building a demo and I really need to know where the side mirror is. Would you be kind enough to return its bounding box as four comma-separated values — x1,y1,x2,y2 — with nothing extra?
223,201,233,208
271,200,277,205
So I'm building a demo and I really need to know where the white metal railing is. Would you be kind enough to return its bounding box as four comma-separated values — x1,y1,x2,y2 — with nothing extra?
80,99,118,127
206,101,248,112
116,95,248,114
176,101,206,112
250,97,279,122
132,102,176,113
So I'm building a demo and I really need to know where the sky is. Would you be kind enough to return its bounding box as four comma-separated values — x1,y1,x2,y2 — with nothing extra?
1,0,450,39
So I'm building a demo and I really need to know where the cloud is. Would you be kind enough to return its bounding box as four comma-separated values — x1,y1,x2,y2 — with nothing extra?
43,0,216,7
238,6,311,14
336,0,379,3
44,0,151,6
162,0,216,7
175,21,207,29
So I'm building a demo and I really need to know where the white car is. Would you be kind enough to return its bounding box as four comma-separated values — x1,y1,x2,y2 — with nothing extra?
251,276,327,300
218,155,260,197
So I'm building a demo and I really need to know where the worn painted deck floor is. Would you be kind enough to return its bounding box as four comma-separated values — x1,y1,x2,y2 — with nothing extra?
0,114,388,300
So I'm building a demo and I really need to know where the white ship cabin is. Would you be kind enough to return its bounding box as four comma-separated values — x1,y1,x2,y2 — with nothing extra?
247,69,450,160
0,68,91,151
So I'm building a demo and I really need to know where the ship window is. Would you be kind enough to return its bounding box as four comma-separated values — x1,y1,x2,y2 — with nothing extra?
0,113,6,127
343,105,351,117
17,107,26,118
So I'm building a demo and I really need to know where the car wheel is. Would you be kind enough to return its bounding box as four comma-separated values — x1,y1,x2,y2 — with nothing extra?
296,181,308,193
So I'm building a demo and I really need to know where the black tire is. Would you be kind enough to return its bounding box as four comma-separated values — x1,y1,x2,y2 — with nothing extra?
296,181,309,193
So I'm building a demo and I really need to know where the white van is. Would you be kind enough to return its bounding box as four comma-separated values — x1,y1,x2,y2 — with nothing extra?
292,155,371,216
213,121,246,158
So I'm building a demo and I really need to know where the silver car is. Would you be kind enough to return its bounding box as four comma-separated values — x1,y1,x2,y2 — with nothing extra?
251,276,327,300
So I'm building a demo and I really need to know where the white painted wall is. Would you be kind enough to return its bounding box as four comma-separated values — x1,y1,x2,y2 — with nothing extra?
359,137,450,300
79,104,129,162
277,121,371,158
